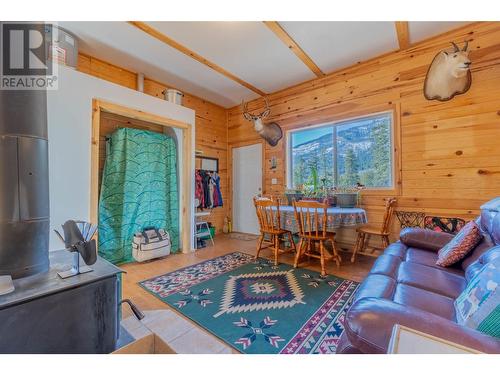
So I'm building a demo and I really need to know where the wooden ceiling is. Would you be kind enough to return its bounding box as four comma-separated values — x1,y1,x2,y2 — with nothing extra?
60,21,469,107
263,21,325,78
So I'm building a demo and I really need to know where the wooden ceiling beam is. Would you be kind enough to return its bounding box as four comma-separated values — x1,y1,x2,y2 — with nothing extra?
129,21,266,97
263,21,325,78
395,21,410,50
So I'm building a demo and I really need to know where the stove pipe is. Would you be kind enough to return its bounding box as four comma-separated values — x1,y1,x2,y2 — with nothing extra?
0,27,50,279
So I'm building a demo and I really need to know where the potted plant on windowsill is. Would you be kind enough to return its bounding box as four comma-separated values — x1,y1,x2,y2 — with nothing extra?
334,186,362,208
298,167,323,203
301,188,337,206
301,188,325,203
284,188,304,206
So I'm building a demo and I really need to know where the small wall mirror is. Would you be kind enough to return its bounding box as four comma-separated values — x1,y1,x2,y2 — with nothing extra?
196,156,219,172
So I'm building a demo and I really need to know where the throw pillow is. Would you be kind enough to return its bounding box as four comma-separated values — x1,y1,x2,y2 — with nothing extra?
455,257,500,338
436,221,482,267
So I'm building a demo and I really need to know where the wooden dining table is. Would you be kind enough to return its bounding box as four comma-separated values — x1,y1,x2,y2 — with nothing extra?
274,205,368,233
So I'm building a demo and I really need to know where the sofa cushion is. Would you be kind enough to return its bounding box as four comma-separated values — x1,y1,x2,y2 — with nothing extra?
394,284,456,320
480,197,500,245
466,261,487,283
455,257,500,338
400,227,454,252
492,213,500,246
369,254,402,279
382,242,466,276
406,247,438,265
406,248,465,276
465,246,500,281
480,197,500,212
397,262,467,299
462,233,496,270
436,221,482,267
383,241,407,259
354,274,397,302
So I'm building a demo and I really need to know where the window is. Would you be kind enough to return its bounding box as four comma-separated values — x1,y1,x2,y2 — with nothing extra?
288,112,393,189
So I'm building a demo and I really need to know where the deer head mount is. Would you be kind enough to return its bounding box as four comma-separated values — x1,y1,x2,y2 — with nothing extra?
424,41,472,101
242,98,283,147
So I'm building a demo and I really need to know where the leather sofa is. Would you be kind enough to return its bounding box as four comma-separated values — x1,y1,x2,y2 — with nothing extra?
337,200,500,354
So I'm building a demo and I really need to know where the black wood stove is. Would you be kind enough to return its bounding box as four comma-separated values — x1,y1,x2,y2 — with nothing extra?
0,23,122,353
0,250,122,353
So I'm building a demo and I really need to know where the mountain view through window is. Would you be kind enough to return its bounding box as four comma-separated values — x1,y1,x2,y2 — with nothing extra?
290,113,392,189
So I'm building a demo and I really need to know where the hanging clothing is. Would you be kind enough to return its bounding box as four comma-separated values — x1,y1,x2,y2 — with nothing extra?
98,128,179,264
202,170,212,208
209,177,215,208
212,172,223,207
195,171,204,208
195,169,223,209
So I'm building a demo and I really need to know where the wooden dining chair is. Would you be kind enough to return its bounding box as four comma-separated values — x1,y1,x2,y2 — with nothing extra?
351,197,397,262
292,200,341,277
253,196,296,265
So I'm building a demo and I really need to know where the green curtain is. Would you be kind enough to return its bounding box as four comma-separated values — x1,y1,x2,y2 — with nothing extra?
98,128,179,264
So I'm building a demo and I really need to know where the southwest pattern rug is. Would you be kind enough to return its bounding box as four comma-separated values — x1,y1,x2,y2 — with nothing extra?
140,252,359,354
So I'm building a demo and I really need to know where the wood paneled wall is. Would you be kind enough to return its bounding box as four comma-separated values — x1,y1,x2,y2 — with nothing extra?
76,22,500,251
77,54,229,233
227,22,500,252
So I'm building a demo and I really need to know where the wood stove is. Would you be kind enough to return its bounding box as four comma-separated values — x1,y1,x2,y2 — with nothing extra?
0,23,122,352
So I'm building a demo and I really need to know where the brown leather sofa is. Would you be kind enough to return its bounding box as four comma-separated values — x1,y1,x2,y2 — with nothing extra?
337,200,500,354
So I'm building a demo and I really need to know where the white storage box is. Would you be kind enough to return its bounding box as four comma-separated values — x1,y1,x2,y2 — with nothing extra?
132,228,171,262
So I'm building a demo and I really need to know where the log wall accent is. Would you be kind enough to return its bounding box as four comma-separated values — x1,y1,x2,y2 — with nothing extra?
227,22,500,253
77,53,228,233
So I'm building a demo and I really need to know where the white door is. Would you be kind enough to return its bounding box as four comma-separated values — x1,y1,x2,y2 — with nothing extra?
232,143,262,234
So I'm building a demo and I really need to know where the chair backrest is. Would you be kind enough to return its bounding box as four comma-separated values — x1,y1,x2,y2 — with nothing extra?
293,199,329,239
424,215,466,234
382,197,397,234
253,196,282,233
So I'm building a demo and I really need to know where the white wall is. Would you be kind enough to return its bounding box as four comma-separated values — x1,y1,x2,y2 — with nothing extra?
47,66,195,252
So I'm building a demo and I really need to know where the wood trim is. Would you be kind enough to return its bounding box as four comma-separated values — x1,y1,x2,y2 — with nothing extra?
227,139,266,221
281,103,402,197
263,21,325,78
128,21,266,97
395,21,410,50
358,104,402,197
91,99,194,252
182,123,194,252
97,99,189,129
90,99,101,225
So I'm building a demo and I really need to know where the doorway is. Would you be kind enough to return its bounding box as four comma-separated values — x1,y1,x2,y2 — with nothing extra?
231,143,263,234
91,99,193,253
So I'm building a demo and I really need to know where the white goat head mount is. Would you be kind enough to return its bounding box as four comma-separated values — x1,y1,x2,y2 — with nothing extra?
242,97,283,147
424,41,472,101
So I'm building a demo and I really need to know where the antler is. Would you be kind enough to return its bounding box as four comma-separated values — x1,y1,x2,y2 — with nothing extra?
241,100,253,121
259,97,271,119
241,97,271,121
451,42,460,52
462,40,469,51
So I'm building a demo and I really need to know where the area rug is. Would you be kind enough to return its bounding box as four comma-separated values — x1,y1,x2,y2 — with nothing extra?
139,252,359,354
228,233,260,241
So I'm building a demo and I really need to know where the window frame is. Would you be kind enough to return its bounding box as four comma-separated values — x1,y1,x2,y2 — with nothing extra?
286,110,397,193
